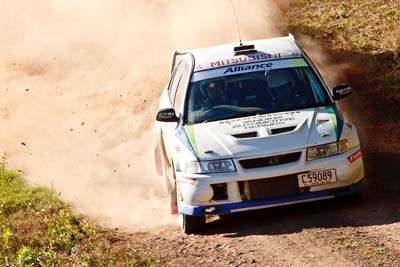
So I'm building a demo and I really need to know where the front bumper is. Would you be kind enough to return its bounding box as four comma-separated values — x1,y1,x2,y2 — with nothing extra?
176,146,365,216
178,178,365,216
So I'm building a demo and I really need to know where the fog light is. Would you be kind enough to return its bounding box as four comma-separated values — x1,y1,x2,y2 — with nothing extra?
211,183,228,200
193,184,213,202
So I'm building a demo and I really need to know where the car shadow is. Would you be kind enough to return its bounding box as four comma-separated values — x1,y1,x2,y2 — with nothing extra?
198,152,400,237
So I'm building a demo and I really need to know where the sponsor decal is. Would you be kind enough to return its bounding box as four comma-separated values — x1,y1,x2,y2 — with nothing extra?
210,53,281,68
219,112,297,130
223,63,273,74
178,176,196,185
289,50,301,57
192,59,309,82
347,149,362,163
336,87,351,96
289,59,305,67
195,65,203,71
157,111,175,119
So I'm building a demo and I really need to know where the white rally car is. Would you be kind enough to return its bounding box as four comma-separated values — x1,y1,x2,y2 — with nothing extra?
154,34,365,234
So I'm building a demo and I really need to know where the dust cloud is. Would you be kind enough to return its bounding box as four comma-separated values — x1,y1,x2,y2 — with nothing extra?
0,0,288,230
296,35,363,133
296,35,356,87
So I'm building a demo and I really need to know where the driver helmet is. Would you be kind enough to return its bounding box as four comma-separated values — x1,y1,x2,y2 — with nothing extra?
266,69,295,101
203,80,226,103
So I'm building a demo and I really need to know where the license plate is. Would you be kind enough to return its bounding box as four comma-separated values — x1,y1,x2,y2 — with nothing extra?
297,169,336,187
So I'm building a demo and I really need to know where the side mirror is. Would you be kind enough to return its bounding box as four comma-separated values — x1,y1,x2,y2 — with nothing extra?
333,83,352,100
156,108,179,122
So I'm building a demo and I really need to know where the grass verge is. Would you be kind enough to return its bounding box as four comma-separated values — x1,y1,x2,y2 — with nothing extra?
0,153,162,266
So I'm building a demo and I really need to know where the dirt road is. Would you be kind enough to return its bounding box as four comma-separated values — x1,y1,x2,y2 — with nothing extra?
122,152,400,266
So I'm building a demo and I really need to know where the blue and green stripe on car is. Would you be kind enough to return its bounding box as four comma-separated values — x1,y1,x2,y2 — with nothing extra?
325,105,344,141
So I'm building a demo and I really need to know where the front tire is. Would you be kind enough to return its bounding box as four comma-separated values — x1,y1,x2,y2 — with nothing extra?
179,214,205,234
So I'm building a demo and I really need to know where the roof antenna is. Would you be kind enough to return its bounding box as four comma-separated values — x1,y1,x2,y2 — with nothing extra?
230,0,243,46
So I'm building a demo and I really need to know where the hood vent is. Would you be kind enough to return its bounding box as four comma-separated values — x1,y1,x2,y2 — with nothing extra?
270,126,296,135
232,132,258,138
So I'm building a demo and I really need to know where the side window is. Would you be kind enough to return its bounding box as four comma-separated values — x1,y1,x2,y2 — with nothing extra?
173,65,190,111
169,62,185,103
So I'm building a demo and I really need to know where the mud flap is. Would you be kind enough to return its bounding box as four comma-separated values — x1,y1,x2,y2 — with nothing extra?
154,127,170,177
154,145,163,176
170,181,178,215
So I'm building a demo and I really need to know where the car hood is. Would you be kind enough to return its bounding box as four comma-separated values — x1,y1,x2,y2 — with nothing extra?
183,106,342,160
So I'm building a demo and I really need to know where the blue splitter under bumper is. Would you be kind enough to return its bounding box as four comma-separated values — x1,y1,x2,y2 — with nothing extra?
178,178,365,216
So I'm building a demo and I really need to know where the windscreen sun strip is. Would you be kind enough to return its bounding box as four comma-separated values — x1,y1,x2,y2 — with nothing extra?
192,58,309,82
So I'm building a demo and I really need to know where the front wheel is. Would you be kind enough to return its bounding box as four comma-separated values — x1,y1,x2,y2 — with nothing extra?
179,214,205,234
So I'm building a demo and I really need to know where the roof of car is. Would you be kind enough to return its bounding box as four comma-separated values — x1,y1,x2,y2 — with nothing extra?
183,35,303,72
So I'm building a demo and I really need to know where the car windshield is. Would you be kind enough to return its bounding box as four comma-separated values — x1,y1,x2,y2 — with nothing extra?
185,59,331,124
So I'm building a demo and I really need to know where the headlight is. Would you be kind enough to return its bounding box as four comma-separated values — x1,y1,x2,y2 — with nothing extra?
338,139,350,153
186,159,236,174
307,140,350,161
201,159,236,173
185,161,202,173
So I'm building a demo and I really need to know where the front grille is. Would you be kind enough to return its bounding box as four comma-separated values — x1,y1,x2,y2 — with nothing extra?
239,152,301,169
239,174,302,200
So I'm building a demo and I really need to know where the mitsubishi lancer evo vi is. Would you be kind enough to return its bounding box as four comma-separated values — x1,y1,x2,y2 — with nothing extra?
154,34,365,234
